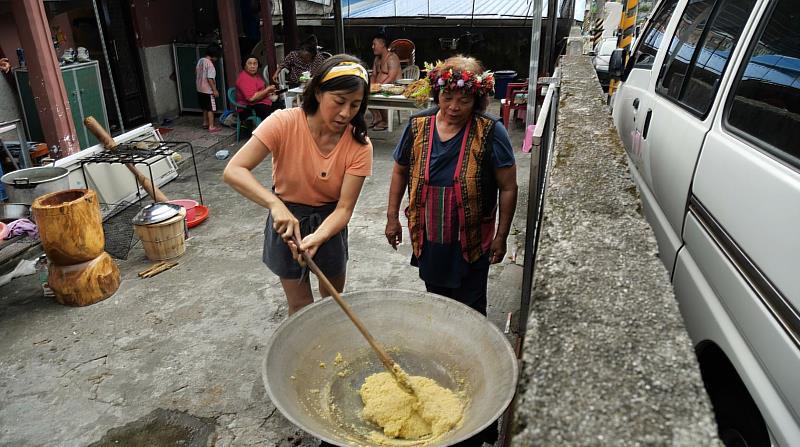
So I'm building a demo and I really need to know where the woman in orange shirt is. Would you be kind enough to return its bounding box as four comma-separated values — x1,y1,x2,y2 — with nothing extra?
224,55,372,315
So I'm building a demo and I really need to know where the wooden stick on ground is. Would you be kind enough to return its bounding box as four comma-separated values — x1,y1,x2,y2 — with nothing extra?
138,261,178,279
138,262,164,277
138,262,166,278
142,262,178,279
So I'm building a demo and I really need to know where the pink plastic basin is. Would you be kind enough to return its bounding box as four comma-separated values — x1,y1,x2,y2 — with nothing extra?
167,199,199,221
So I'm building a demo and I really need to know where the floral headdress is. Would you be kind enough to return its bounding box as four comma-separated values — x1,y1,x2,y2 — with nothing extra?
425,60,495,97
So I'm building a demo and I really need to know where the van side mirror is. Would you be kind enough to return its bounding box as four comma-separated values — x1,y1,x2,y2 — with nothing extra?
609,48,626,79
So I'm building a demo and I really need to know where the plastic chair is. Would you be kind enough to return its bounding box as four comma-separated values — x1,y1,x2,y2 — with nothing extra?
500,82,530,130
262,65,270,84
227,87,262,143
263,66,289,88
401,64,420,80
277,68,289,88
261,66,288,106
389,39,415,66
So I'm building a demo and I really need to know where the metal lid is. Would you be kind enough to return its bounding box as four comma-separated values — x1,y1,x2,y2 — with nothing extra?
132,203,182,225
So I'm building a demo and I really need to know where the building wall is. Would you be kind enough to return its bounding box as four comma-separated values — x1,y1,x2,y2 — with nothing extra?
129,0,197,121
0,14,22,66
139,45,180,122
0,13,22,125
130,0,197,48
0,9,80,127
0,11,77,67
50,12,76,55
273,0,326,18
0,74,20,124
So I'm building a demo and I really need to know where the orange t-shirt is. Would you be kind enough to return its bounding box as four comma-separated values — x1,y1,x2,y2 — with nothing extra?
253,108,373,206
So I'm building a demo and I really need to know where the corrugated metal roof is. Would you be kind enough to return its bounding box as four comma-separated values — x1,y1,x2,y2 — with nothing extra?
342,0,555,19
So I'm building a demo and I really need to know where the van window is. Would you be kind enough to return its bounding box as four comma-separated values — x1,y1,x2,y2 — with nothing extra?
656,0,756,117
623,0,678,80
726,0,800,166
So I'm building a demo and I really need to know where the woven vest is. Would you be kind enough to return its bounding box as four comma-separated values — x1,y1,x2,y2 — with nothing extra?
406,108,499,262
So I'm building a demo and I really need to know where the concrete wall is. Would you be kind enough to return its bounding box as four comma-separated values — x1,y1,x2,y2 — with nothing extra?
127,0,196,122
49,12,75,54
130,0,196,48
274,0,326,17
0,75,21,124
139,45,180,122
0,11,78,68
511,52,721,444
0,8,91,128
602,2,624,37
0,14,22,66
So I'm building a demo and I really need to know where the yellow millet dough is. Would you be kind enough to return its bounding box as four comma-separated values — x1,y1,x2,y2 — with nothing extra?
359,372,463,440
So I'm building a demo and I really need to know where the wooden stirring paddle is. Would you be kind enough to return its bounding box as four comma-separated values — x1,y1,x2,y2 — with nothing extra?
291,236,415,394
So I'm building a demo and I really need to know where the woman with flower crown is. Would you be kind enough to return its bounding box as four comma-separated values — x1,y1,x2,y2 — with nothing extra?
384,54,517,445
386,54,518,313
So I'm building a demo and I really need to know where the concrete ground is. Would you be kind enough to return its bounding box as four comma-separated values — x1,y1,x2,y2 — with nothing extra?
0,106,530,446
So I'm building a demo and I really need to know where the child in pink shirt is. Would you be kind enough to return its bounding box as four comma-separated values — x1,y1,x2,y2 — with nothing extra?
196,45,221,132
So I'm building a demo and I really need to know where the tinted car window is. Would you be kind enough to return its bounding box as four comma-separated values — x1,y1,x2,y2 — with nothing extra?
727,0,800,165
624,0,678,78
657,0,716,100
656,0,756,116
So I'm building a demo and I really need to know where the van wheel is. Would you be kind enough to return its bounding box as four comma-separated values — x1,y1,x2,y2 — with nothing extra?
696,343,770,447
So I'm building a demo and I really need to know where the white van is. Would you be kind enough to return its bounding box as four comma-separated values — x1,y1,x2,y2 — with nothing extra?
592,36,618,88
609,0,800,445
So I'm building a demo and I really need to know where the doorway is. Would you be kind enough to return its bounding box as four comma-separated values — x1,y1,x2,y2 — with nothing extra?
99,0,150,130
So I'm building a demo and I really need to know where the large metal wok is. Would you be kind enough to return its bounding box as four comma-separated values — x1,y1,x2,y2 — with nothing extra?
262,289,518,446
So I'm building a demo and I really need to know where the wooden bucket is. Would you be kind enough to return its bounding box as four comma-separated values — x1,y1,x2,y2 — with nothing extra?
134,208,186,261
32,189,104,265
48,251,120,307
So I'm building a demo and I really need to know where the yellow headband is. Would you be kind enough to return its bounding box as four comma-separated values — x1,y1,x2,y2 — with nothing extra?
320,62,369,83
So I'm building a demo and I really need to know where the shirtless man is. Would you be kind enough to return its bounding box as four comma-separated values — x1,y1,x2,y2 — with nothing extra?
369,34,401,130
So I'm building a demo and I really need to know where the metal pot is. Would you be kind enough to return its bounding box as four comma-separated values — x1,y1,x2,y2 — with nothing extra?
0,203,32,223
1,166,70,205
263,289,519,446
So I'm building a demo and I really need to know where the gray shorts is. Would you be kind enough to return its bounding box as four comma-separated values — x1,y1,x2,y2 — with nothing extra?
262,201,348,280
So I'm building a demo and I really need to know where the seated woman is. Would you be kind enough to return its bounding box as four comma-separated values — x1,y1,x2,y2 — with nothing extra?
236,56,279,120
272,35,329,88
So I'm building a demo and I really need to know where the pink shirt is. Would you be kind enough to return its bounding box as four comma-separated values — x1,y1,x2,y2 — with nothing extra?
195,57,216,94
235,71,272,108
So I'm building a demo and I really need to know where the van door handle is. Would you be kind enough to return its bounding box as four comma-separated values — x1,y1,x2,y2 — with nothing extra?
642,109,653,139
632,98,640,110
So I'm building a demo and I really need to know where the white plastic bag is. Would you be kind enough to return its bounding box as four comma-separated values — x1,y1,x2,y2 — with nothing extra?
0,258,37,287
